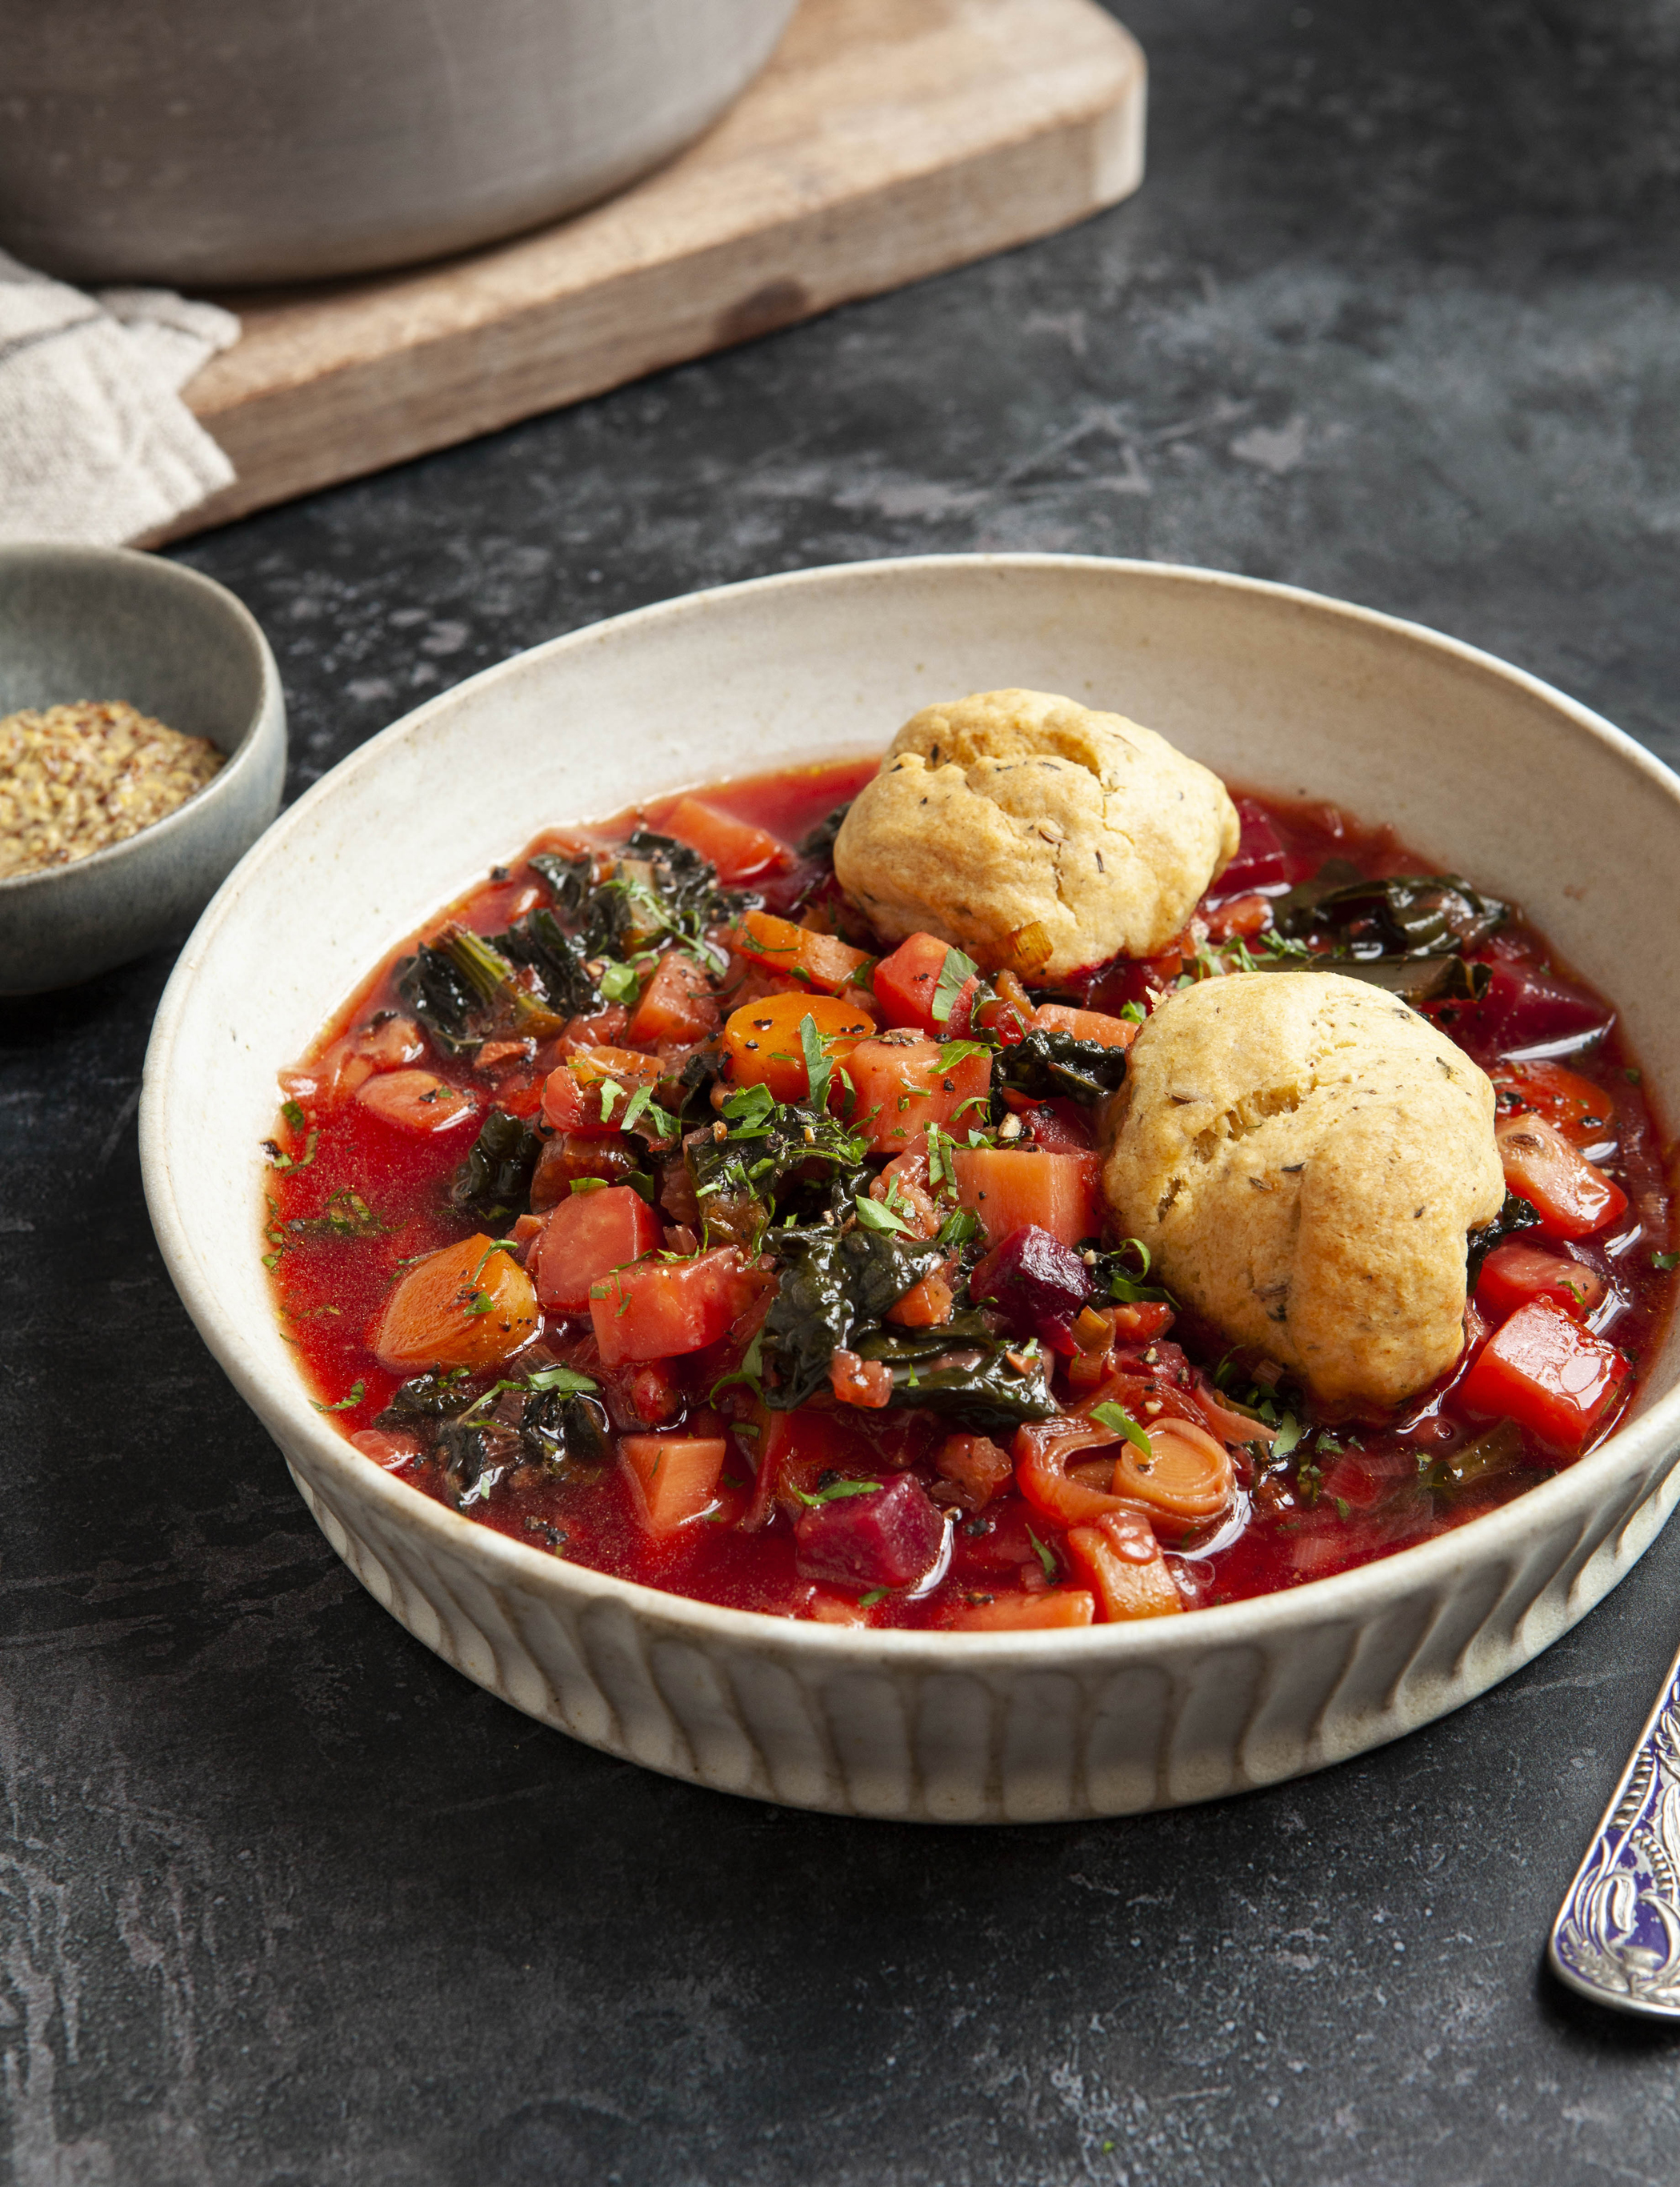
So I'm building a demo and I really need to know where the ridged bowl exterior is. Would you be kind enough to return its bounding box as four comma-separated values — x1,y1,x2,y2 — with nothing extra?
141,556,1680,1820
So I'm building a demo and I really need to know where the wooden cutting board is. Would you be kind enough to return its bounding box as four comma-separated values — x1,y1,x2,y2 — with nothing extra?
162,0,1145,541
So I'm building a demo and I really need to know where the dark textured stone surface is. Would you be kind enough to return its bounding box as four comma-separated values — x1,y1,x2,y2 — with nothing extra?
7,0,1680,2178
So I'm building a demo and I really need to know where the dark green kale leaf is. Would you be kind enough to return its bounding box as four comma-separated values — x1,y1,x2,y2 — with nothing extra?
518,1384,610,1468
530,848,597,920
685,1083,869,1249
762,1217,947,1409
1274,870,1508,957
1246,952,1492,1005
395,941,484,1053
994,1025,1130,1104
437,1417,526,1506
495,906,602,1018
397,924,574,1053
535,828,757,963
453,1109,546,1225
797,803,853,859
1466,1189,1542,1283
852,1313,1059,1428
378,1369,475,1422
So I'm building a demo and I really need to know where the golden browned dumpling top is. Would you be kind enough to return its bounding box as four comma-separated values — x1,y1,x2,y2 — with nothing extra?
833,688,1239,980
1101,971,1505,1409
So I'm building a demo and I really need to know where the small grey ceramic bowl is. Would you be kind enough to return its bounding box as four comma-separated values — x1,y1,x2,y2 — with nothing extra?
0,545,286,995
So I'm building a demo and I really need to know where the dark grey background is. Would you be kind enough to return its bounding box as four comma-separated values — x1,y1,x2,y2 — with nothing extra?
7,0,1680,2178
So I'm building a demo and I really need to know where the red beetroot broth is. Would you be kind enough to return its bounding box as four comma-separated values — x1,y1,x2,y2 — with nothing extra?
265,761,1676,1625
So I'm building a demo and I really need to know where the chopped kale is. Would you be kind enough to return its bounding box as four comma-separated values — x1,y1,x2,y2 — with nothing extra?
686,1096,868,1250
534,827,754,967
394,940,481,1052
397,923,574,1054
494,906,603,1018
453,1109,546,1225
762,1212,947,1409
993,1025,1130,1104
1246,951,1491,1006
1466,1189,1542,1282
518,1384,610,1468
797,803,853,860
378,1369,474,1423
438,1418,521,1506
1274,867,1507,955
853,1315,1059,1429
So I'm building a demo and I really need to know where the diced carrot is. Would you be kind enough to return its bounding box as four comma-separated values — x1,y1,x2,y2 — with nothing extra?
842,1033,991,1154
1109,1419,1234,1540
1202,892,1272,942
742,1404,881,1529
620,1434,728,1533
627,951,720,1047
531,1184,663,1315
830,1349,894,1408
662,795,790,883
1492,1059,1617,1150
1064,1511,1184,1621
1112,1300,1174,1342
724,991,875,1103
542,1047,665,1134
590,1247,761,1367
886,1268,955,1328
946,1590,1097,1631
1457,1296,1630,1453
1030,1003,1138,1052
874,932,974,1035
951,1145,1102,1248
934,1432,1014,1508
555,1005,631,1055
1477,1241,1608,1324
732,907,874,995
1496,1114,1627,1240
355,1069,478,1135
370,1234,538,1373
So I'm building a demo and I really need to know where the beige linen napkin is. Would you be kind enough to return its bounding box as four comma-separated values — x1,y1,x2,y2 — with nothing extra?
0,251,238,546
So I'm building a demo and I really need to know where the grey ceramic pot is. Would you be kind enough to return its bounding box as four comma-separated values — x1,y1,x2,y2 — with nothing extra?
0,547,286,995
0,0,801,287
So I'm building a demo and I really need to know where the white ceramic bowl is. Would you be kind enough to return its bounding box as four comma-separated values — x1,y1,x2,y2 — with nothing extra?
140,556,1680,1822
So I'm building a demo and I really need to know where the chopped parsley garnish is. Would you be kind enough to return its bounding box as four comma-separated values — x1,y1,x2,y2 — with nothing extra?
800,1011,834,1112
930,944,980,1024
1090,1400,1152,1457
791,1476,883,1505
310,1379,366,1413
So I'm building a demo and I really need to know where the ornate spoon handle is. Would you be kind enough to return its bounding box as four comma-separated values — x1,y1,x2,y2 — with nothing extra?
1550,1631,1680,2017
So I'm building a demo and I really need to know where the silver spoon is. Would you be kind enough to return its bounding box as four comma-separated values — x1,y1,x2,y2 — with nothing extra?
1550,1632,1680,2016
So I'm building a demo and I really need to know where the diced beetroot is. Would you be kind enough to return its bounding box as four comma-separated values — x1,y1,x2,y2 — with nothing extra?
1462,959,1616,1065
970,1222,1092,1342
793,1475,946,1592
1210,799,1290,895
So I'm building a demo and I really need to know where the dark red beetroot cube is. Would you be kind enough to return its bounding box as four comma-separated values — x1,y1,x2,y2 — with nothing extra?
794,1475,945,1592
1459,959,1615,1066
970,1223,1091,1343
1211,799,1291,895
